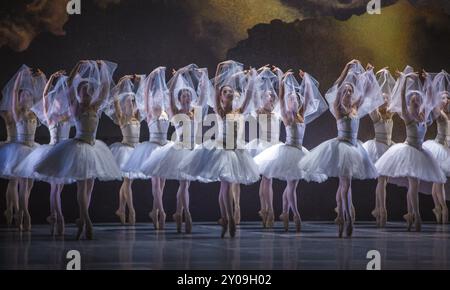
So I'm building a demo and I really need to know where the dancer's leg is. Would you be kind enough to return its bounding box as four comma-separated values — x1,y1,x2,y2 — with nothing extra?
286,180,301,232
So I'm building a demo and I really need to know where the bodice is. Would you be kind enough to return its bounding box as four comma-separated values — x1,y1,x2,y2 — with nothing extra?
49,121,71,145
337,116,359,145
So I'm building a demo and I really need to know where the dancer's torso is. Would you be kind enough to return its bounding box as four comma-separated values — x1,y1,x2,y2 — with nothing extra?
148,118,169,145
49,121,71,145
5,122,17,142
16,118,37,146
373,118,393,145
75,111,99,145
120,120,140,147
435,115,450,147
337,116,359,145
285,122,305,149
257,113,280,142
405,121,426,149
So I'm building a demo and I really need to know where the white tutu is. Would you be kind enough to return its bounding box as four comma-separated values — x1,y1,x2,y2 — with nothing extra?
0,142,39,178
34,139,122,183
109,142,147,179
299,138,378,182
375,143,446,184
254,143,322,181
362,139,392,163
140,141,194,180
178,140,260,184
13,144,73,183
245,139,280,158
422,140,450,176
122,141,166,179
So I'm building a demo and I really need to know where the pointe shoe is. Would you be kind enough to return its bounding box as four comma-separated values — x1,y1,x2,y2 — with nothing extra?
218,218,228,238
266,210,274,229
403,213,413,232
334,206,340,223
229,218,236,238
351,204,356,223
279,213,289,232
293,215,301,233
56,216,65,236
115,209,126,225
234,207,241,225
413,214,422,232
432,207,442,224
158,211,166,230
335,217,344,238
14,212,23,232
185,211,192,234
345,215,353,238
149,209,159,230
371,208,380,227
128,211,136,225
442,207,448,224
379,209,387,228
173,213,182,233
85,220,94,240
4,209,13,226
23,212,31,232
75,218,84,240
47,215,56,236
258,210,268,228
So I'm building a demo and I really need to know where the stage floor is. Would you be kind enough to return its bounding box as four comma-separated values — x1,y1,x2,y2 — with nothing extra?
0,222,449,270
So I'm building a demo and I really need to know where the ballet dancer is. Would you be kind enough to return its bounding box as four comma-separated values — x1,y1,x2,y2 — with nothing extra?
254,68,328,232
299,60,382,237
179,60,260,238
14,70,73,235
106,74,144,225
122,67,171,230
421,69,450,224
362,68,396,227
35,60,121,240
140,64,211,233
375,69,446,232
0,65,46,231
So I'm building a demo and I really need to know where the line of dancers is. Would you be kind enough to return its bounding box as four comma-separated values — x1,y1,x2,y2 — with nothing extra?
0,59,448,239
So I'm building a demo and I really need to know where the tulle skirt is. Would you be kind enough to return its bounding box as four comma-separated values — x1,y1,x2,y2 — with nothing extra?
245,139,280,158
422,140,450,176
254,143,322,181
0,142,39,178
298,138,378,182
178,140,260,184
362,139,392,163
122,141,167,179
110,142,146,179
375,143,446,184
13,144,72,183
139,141,191,180
34,139,121,184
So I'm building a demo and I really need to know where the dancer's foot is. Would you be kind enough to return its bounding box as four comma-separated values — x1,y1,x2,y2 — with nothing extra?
234,206,241,225
371,208,380,227
158,211,166,230
258,210,268,228
115,209,126,225
279,212,289,232
442,206,448,224
75,218,84,240
403,213,413,232
229,218,236,238
56,216,65,236
173,213,182,234
218,218,228,238
379,208,387,228
335,216,344,238
4,209,13,226
432,207,442,224
185,211,192,234
23,211,31,232
351,203,356,223
128,210,136,225
413,213,422,232
46,215,56,236
149,209,159,230
14,212,23,232
85,219,94,240
293,215,301,233
345,219,353,237
266,210,274,229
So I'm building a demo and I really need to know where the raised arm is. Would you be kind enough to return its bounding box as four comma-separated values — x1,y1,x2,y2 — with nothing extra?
239,69,256,113
92,60,111,110
11,69,24,122
279,72,289,119
336,59,360,88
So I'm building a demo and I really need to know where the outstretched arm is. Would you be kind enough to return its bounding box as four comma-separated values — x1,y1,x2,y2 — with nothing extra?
336,59,360,88
239,69,257,113
11,69,24,122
